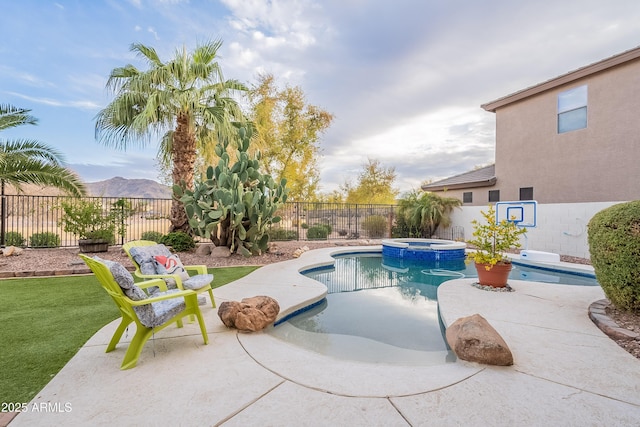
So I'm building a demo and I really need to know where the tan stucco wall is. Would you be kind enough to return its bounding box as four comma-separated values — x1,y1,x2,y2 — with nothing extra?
429,188,495,206
493,59,640,203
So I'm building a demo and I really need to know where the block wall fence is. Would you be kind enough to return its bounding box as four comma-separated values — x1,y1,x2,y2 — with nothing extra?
447,201,622,259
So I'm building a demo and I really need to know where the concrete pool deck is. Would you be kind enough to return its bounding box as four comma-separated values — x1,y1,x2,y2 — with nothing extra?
8,246,640,426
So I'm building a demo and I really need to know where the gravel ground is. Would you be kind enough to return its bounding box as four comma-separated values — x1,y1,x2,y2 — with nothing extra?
1,241,637,359
0,240,378,272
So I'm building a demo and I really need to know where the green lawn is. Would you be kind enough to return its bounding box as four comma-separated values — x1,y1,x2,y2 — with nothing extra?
0,266,258,403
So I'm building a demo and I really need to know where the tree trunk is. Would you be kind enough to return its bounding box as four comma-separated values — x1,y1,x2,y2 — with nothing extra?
170,112,197,233
210,217,232,248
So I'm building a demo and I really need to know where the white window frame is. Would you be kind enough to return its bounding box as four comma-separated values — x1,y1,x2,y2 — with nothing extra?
558,85,587,133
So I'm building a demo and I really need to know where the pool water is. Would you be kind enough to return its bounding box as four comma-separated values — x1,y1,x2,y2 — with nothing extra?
267,253,597,366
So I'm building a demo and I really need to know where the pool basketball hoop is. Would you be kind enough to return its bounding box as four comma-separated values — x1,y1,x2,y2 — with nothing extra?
495,201,537,228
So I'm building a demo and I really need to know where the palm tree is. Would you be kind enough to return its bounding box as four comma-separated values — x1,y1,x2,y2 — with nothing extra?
95,41,247,232
0,104,86,197
397,190,462,237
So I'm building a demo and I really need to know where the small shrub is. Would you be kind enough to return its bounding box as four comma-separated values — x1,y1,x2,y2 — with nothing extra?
5,231,25,247
588,201,640,311
59,199,117,240
338,229,348,237
319,223,332,235
392,215,413,238
160,231,195,252
307,225,329,240
85,229,115,244
141,231,164,242
30,232,60,248
362,215,387,238
301,223,309,229
269,228,299,241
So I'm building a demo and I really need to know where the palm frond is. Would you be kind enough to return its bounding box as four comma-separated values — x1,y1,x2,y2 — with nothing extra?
0,104,38,131
0,139,66,164
130,43,162,67
0,152,85,197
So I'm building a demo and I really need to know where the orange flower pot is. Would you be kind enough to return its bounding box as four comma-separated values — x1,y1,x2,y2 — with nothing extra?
475,262,512,288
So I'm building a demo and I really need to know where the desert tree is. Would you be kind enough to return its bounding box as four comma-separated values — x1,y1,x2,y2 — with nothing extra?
247,73,333,201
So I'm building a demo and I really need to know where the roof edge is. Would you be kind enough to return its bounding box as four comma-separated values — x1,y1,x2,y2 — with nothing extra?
482,46,640,113
421,177,497,192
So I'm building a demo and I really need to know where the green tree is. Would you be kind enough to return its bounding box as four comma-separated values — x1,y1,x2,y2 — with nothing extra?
248,73,333,201
95,41,247,232
396,190,462,237
0,104,85,197
343,158,398,204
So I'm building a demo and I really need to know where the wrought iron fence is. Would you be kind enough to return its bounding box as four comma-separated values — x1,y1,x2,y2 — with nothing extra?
433,225,465,241
0,195,175,248
269,202,397,241
0,195,463,248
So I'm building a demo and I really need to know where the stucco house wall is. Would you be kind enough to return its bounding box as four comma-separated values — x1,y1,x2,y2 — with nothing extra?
493,58,640,203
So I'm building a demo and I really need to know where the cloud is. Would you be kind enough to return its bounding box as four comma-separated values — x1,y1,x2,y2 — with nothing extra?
318,106,496,192
220,0,327,82
127,0,142,8
5,92,101,111
147,26,160,40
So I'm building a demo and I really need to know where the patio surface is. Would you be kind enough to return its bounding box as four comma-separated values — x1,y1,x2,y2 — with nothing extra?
8,246,640,426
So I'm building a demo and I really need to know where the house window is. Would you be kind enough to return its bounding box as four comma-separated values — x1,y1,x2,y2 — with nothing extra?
558,85,587,133
519,187,533,200
488,190,500,203
463,192,473,203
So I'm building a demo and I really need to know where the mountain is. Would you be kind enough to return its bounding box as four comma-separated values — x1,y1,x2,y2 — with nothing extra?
86,177,172,199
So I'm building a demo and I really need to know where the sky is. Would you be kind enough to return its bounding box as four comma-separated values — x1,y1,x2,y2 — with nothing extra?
2,0,640,195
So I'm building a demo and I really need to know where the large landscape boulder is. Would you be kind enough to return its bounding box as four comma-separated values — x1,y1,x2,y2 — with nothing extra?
446,313,513,366
218,296,280,332
211,246,231,258
195,243,214,256
2,246,23,257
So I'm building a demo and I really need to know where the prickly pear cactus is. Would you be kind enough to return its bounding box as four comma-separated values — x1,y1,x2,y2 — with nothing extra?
175,127,288,256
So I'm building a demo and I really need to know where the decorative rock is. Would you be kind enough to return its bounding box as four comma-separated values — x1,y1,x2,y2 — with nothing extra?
195,243,214,256
211,246,231,258
446,313,513,366
267,242,278,253
218,296,280,332
292,245,310,258
218,301,243,326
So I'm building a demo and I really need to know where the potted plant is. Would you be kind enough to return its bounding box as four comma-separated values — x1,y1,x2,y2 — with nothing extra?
466,205,527,287
60,199,117,253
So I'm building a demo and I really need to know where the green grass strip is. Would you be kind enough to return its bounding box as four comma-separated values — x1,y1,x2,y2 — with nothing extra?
0,266,259,403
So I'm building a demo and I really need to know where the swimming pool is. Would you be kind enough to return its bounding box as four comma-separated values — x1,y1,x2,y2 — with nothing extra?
267,252,598,365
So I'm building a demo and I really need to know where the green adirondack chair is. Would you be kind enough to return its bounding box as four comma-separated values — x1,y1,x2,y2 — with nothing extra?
122,240,216,307
80,254,209,369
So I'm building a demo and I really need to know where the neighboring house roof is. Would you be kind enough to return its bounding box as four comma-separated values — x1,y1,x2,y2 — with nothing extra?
422,164,496,192
481,45,640,112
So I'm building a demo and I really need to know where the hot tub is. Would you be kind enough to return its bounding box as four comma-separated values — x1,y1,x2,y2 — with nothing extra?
381,238,466,261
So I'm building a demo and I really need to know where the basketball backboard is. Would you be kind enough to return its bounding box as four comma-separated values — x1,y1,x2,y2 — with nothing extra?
495,201,537,228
